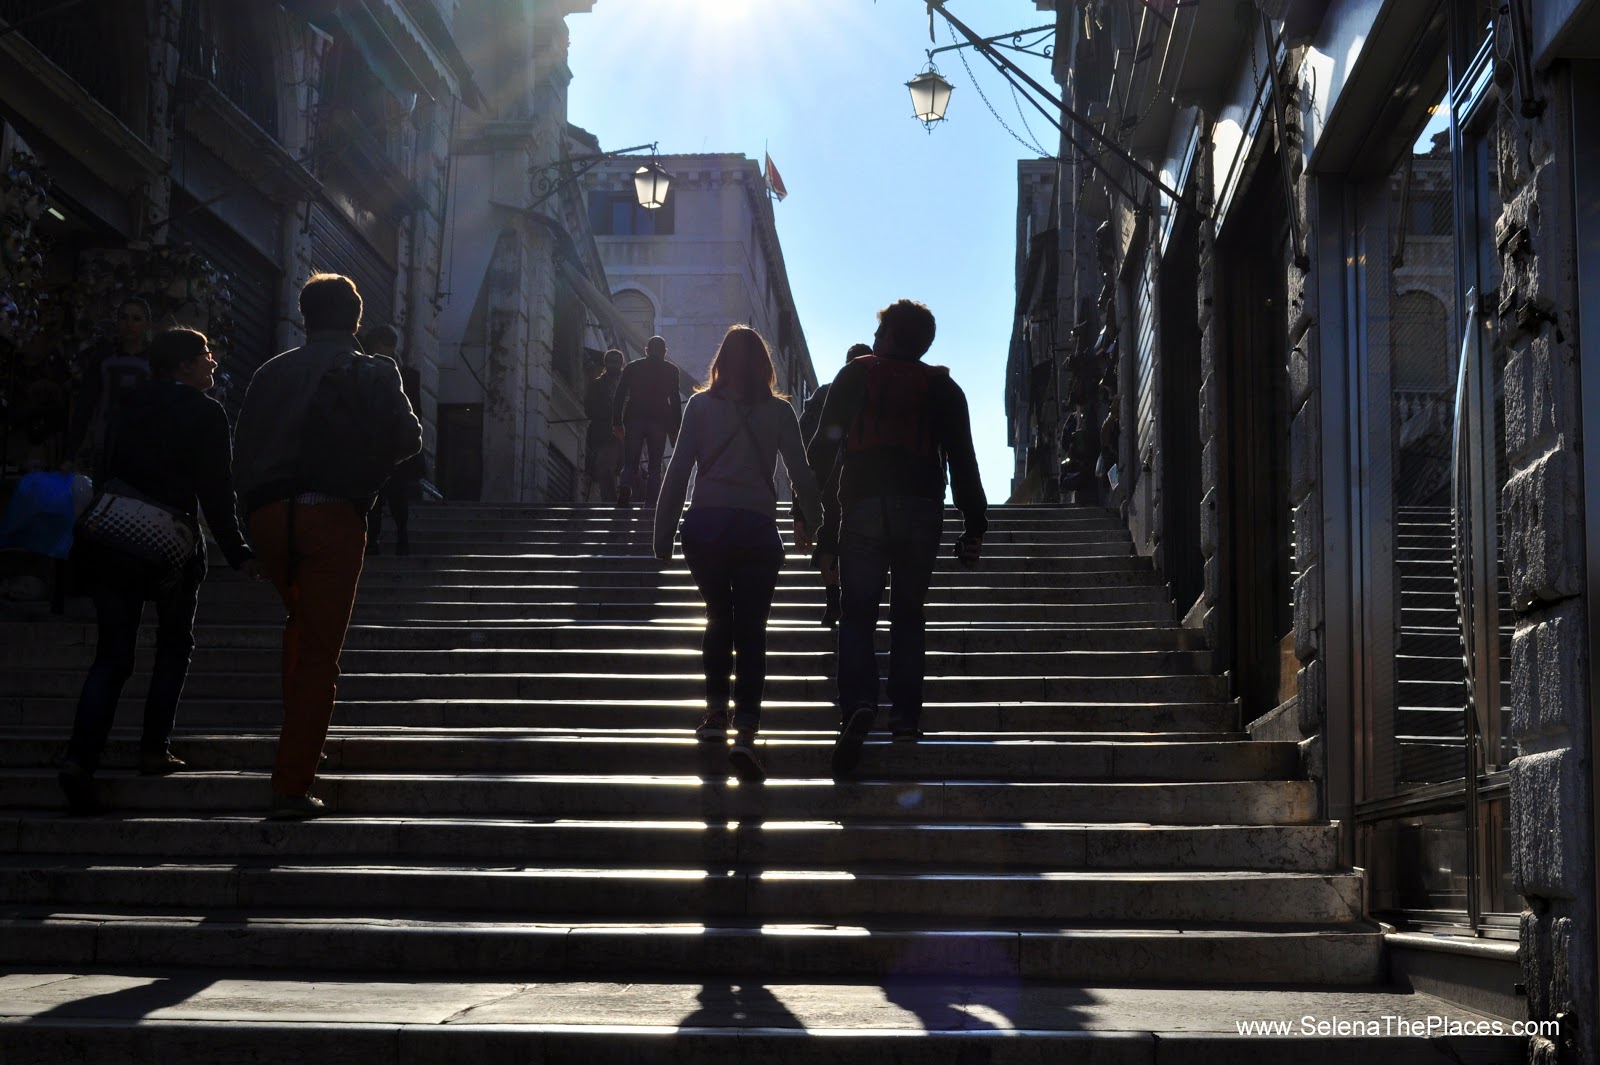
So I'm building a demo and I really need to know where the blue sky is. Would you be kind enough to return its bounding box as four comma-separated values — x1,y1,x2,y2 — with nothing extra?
566,0,1060,501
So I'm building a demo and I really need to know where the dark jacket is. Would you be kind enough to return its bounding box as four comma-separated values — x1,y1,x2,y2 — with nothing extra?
611,355,683,431
798,382,831,447
102,379,253,570
806,354,988,546
233,330,422,516
585,369,621,447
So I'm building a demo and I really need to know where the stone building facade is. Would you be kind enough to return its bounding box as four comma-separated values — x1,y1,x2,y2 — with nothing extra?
0,0,476,481
1013,0,1600,1058
581,153,817,401
430,1,631,504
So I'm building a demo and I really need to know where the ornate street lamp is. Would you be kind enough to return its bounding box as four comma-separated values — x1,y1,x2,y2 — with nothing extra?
632,159,672,210
906,65,954,131
529,142,673,211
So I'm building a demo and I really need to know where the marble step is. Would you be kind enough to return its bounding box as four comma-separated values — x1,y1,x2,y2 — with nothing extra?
1,697,1245,734
0,646,1216,679
0,770,1318,823
0,669,1235,703
0,733,1293,781
0,858,1363,922
0,621,1209,654
186,580,1175,605
0,914,1384,984
0,814,1338,871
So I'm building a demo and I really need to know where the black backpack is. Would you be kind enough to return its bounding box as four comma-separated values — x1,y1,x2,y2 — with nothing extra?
295,352,405,503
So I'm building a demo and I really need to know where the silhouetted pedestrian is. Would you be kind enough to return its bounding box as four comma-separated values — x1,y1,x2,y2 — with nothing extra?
585,349,625,502
59,328,260,813
807,299,987,776
233,274,421,819
68,297,152,478
654,325,820,783
361,325,424,555
611,335,682,508
799,342,870,626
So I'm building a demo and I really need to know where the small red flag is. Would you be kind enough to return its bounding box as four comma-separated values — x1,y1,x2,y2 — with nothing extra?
764,152,788,201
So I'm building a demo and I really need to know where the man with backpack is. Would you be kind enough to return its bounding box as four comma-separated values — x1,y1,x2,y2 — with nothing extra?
610,335,683,508
806,299,987,776
233,273,422,819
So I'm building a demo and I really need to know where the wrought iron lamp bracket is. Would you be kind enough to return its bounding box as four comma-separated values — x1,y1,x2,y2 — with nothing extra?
528,142,658,211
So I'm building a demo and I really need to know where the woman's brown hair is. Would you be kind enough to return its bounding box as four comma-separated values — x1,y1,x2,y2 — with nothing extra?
702,325,786,403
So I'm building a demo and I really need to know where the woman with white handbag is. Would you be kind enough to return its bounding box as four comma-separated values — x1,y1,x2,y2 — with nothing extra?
59,327,260,813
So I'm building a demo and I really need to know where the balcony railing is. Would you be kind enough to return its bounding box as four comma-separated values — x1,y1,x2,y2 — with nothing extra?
0,0,133,126
178,4,279,138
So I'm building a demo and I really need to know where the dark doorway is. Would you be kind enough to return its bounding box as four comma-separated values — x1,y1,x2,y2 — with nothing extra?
1215,161,1293,720
1160,215,1204,617
436,403,483,501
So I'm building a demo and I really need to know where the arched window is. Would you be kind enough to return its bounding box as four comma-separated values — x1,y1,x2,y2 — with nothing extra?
1390,291,1450,391
613,290,656,342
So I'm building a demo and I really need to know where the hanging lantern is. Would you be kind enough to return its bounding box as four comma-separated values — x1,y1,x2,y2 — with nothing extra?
633,159,672,210
906,67,954,131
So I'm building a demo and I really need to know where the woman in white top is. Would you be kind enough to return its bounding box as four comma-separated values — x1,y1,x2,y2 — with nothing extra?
654,325,822,782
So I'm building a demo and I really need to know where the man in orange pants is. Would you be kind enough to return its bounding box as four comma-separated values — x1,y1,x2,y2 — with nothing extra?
233,274,421,818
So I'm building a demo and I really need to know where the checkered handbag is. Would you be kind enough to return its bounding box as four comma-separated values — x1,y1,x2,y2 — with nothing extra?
75,489,198,572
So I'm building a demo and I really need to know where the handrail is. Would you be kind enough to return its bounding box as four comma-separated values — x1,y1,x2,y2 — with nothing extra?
1450,287,1478,705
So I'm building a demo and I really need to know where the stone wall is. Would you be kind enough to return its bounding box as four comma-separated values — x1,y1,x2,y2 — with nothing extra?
1497,63,1595,1065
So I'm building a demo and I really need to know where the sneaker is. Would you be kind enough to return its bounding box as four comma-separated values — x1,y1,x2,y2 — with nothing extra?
728,731,765,784
695,709,730,742
616,486,633,508
267,792,326,820
138,750,188,776
57,759,98,814
892,727,925,744
831,704,876,777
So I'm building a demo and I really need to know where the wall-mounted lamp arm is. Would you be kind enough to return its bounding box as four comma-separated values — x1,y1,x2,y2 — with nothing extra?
528,142,658,211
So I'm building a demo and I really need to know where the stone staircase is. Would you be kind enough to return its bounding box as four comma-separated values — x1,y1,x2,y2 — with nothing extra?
0,503,1523,1062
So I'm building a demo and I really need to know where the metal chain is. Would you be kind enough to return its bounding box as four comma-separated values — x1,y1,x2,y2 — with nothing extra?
950,21,1053,157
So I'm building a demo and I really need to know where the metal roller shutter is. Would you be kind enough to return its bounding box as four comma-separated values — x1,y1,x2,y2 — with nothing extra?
306,203,396,331
167,198,282,415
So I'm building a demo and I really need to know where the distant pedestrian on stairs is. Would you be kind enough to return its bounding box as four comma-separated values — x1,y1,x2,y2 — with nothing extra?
807,299,987,776
360,325,425,556
611,335,682,508
584,349,626,502
799,342,871,626
654,325,822,783
233,274,422,820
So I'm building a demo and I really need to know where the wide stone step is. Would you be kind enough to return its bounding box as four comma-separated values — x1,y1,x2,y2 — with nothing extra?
0,733,1291,781
343,554,1156,575
0,858,1362,922
397,528,1138,546
183,599,1177,625
190,580,1176,606
2,669,1234,703
0,974,1523,1065
0,915,1384,984
0,813,1337,870
0,646,1216,679
3,697,1245,734
0,621,1209,654
0,771,1319,823
372,540,1139,558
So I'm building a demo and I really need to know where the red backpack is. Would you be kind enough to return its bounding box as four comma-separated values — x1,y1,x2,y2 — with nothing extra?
844,355,939,458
